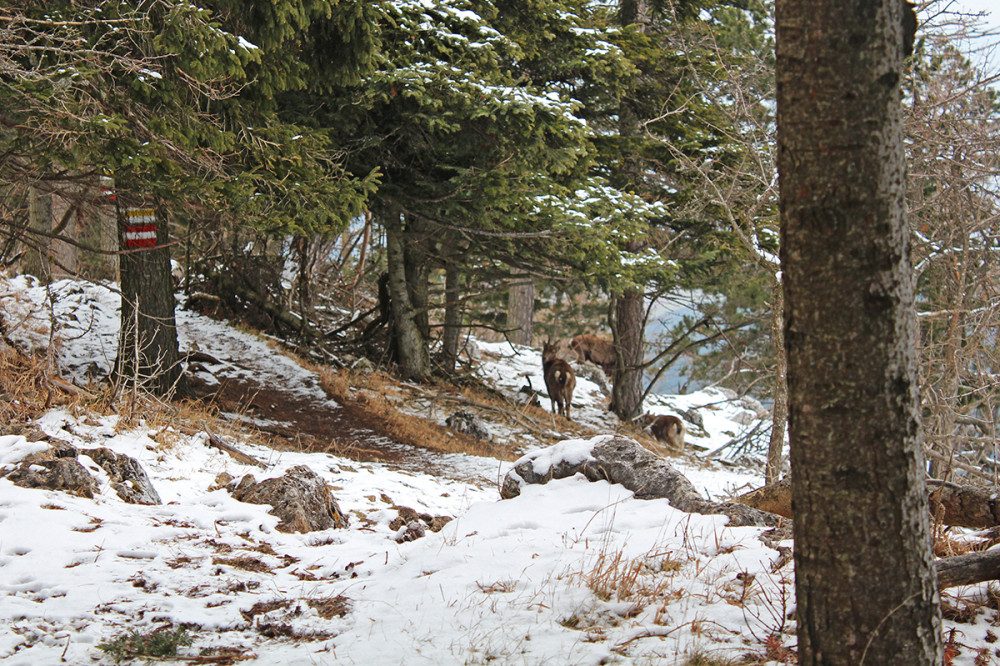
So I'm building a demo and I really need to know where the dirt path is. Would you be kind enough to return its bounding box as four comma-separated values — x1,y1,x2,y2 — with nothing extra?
187,369,503,485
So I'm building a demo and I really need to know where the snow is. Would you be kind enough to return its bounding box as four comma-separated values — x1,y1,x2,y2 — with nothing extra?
0,274,995,665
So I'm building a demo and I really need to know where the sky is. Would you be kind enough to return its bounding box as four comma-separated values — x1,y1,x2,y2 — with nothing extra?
948,0,999,73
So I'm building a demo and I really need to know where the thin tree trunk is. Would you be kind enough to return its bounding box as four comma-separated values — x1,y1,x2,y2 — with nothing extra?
441,264,462,373
776,0,941,662
611,289,644,421
765,284,788,485
506,276,535,346
24,186,52,283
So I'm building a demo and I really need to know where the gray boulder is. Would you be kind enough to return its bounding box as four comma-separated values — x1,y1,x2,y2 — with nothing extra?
2,442,160,504
230,465,349,533
501,435,781,528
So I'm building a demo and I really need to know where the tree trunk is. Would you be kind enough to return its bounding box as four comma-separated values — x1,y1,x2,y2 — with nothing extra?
384,213,432,380
114,201,184,397
765,284,788,485
506,276,535,346
776,0,942,662
24,186,52,283
611,289,644,421
49,189,78,279
441,264,462,373
403,215,431,340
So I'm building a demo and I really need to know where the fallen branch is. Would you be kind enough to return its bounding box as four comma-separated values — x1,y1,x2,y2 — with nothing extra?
202,426,267,468
937,548,1000,589
735,476,1000,530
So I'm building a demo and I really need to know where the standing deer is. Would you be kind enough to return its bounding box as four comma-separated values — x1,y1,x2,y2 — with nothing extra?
640,414,686,450
569,334,617,376
542,341,576,421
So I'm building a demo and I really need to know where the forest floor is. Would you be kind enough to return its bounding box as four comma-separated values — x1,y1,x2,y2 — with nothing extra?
3,274,997,666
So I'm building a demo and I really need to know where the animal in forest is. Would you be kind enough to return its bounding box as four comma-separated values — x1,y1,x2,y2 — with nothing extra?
569,334,616,376
641,414,686,450
542,341,576,421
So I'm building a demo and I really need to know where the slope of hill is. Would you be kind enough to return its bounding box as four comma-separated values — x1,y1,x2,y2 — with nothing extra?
0,275,995,665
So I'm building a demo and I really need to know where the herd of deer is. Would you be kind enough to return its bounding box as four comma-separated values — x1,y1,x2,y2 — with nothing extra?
541,335,685,450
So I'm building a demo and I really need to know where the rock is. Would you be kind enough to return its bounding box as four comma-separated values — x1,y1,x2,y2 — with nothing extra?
739,395,767,416
388,506,453,542
445,410,493,443
209,472,236,492
573,361,611,397
230,465,349,533
516,385,541,407
81,447,161,505
501,435,781,528
678,408,704,430
3,457,98,498
394,521,425,543
1,443,159,504
731,410,758,427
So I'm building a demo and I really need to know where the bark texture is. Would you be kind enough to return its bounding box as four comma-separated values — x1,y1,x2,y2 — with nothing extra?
506,277,535,347
384,213,432,380
776,0,942,662
115,201,183,397
441,264,462,372
611,289,644,421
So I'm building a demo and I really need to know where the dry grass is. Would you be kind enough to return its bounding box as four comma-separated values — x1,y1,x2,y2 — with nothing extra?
212,556,272,574
574,545,686,610
0,344,91,428
306,595,351,619
315,364,521,460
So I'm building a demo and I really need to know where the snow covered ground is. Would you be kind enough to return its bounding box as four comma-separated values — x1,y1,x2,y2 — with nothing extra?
0,275,996,665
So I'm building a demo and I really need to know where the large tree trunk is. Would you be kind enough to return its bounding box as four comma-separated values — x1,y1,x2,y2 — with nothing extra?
610,289,644,421
506,275,534,347
776,0,941,663
114,201,184,397
384,213,432,380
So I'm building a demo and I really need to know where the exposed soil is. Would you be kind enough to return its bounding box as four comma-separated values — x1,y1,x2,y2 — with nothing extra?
186,370,501,482
190,373,406,462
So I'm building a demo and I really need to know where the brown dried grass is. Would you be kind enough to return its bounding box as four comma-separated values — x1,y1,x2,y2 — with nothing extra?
315,364,520,460
0,344,88,427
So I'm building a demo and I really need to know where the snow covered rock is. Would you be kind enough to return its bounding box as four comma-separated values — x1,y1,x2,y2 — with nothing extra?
573,360,611,396
3,456,98,498
389,505,453,542
1,438,160,504
501,435,782,528
230,465,349,532
81,447,161,505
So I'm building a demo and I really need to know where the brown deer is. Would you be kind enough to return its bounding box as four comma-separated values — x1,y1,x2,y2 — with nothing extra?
542,341,576,421
569,334,616,376
640,414,686,450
